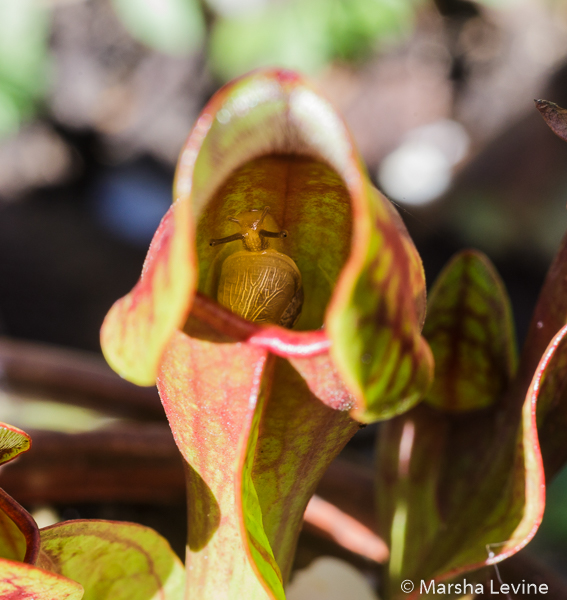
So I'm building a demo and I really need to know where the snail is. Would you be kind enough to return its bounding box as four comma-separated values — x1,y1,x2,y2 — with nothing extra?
209,207,303,327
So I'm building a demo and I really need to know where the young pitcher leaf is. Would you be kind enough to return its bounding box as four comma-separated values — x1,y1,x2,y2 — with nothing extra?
0,557,83,599
172,69,432,422
423,250,517,411
101,67,435,599
37,520,184,600
376,252,544,599
0,422,31,465
377,393,543,599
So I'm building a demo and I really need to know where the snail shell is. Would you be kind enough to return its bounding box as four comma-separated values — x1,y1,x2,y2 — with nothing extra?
218,250,302,325
210,207,303,327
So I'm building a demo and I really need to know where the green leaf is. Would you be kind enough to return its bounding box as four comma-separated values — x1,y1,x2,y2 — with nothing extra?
111,0,205,55
423,250,517,411
0,557,83,599
37,520,184,600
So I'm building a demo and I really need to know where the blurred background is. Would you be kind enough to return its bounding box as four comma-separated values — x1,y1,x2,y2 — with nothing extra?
2,0,567,583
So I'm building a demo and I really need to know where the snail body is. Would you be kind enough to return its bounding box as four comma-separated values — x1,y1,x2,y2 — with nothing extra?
210,207,303,327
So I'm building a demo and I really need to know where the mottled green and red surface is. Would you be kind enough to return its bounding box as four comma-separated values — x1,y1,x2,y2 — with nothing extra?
0,422,184,599
0,423,38,565
375,245,567,598
0,422,82,598
101,68,432,422
37,520,185,600
356,95,567,600
100,68,433,599
3,82,567,600
0,423,30,467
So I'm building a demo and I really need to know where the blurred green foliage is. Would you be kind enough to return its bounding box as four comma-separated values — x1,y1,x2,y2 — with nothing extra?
209,0,421,80
0,0,49,138
0,0,422,140
111,0,205,55
109,0,421,79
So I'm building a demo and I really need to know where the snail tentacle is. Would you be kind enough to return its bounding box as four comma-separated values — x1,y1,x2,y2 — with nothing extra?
259,229,287,239
209,233,244,247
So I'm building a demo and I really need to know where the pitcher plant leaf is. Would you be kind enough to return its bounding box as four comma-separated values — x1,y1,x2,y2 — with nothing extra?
0,556,83,599
376,252,545,599
423,250,517,411
100,68,437,600
157,328,281,600
0,422,31,466
37,520,185,600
